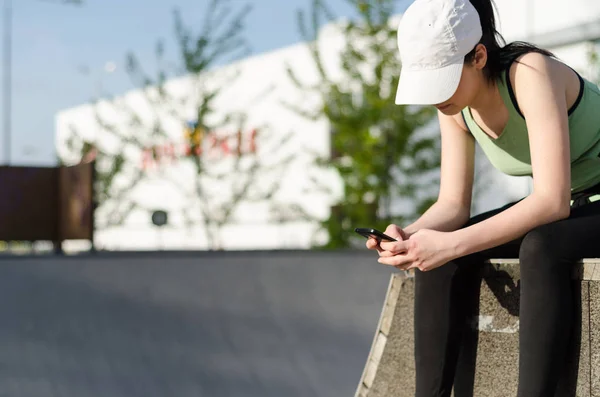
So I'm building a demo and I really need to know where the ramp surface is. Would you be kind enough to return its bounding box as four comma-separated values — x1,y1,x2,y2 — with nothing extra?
0,250,391,397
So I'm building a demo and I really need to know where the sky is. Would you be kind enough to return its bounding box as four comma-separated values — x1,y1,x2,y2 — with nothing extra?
2,0,408,166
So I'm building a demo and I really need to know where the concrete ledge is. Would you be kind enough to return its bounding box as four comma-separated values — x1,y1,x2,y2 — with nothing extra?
355,259,600,397
487,258,600,281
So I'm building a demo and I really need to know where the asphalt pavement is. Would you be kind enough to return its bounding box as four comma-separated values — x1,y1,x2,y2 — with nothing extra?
0,250,392,397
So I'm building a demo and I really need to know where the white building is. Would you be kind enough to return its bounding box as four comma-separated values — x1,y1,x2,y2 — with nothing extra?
55,0,600,251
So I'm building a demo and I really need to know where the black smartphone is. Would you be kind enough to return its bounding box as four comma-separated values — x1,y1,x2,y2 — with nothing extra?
354,227,396,242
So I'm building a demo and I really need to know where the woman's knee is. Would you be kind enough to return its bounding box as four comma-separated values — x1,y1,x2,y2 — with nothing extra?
415,261,456,285
414,255,479,291
519,224,566,268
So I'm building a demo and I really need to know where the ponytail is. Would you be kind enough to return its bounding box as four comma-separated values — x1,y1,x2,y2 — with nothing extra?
465,0,555,82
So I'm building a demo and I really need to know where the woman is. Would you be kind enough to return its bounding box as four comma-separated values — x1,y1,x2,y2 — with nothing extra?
366,0,600,396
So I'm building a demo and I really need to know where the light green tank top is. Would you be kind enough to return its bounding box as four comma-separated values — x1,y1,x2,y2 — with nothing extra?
461,63,600,194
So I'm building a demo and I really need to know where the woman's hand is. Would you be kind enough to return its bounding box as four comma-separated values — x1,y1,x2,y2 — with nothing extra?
378,229,458,272
365,224,407,253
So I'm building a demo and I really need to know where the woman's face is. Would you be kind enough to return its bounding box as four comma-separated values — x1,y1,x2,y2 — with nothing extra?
434,44,488,115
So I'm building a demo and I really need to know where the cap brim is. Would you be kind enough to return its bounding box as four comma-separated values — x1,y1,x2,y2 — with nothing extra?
394,62,463,106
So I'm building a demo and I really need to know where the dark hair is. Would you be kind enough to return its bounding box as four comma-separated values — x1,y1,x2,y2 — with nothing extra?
464,0,555,83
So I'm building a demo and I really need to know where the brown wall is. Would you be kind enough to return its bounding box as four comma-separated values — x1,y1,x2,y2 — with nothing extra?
0,162,94,242
0,166,58,241
59,162,94,240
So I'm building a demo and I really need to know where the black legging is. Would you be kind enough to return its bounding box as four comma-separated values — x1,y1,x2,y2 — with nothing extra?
414,196,600,397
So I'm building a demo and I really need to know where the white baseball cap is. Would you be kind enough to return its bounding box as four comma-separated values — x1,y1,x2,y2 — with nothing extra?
394,0,483,105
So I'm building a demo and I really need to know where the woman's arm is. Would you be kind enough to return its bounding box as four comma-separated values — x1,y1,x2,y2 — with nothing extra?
452,53,572,257
403,110,476,237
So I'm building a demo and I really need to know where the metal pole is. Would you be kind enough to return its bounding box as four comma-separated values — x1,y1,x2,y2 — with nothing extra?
3,0,11,165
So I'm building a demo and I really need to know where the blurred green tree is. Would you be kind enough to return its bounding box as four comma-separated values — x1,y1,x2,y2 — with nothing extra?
286,0,441,248
61,0,307,250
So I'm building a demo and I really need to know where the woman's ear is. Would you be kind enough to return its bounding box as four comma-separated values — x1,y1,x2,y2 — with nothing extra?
473,43,488,70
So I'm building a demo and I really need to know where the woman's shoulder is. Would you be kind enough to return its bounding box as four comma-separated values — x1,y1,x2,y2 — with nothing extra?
505,51,581,116
507,52,556,82
506,51,582,88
